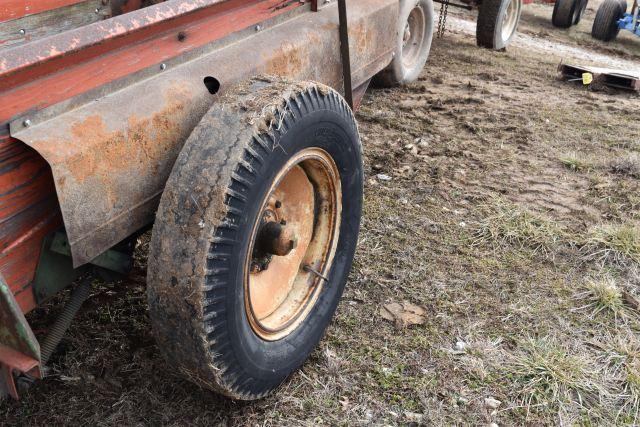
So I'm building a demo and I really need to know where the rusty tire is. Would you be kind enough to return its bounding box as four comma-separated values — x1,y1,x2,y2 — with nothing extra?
373,0,434,87
146,77,363,400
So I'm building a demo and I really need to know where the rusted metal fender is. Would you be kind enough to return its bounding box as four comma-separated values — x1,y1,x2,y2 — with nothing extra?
11,0,397,267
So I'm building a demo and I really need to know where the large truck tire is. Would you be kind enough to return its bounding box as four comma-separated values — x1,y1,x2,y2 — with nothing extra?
146,78,363,400
572,0,588,25
551,0,586,28
591,0,625,41
476,0,523,49
374,0,434,87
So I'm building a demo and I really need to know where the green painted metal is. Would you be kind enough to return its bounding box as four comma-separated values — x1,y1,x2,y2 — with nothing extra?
50,232,133,274
33,232,87,304
33,231,133,304
0,274,40,361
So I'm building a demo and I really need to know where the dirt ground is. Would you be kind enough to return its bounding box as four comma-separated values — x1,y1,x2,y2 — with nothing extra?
2,3,640,426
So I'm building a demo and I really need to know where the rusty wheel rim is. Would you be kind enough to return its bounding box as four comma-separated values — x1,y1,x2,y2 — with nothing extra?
402,5,426,69
245,148,342,341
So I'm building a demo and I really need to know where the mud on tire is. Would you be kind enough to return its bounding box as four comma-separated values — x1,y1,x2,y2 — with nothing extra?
146,78,363,400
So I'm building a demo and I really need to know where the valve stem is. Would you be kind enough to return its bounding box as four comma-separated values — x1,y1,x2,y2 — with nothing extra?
303,264,328,282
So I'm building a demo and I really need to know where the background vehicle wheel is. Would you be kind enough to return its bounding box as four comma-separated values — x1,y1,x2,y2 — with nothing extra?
373,0,434,87
476,0,523,49
572,0,588,25
591,0,624,41
552,0,578,28
147,78,363,400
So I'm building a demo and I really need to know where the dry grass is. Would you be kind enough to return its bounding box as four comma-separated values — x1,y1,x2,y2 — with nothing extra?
610,154,640,179
504,336,604,419
594,332,640,424
574,277,626,319
581,224,640,266
473,198,566,257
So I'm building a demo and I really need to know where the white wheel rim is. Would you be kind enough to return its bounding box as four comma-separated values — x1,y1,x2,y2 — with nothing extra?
501,0,520,44
402,6,427,69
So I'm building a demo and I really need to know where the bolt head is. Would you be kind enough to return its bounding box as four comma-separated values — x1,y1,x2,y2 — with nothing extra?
160,63,167,70
255,25,262,32
23,119,31,127
19,29,25,35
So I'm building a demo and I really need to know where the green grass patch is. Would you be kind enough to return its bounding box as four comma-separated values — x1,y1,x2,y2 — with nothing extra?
504,336,603,415
560,153,595,172
581,224,640,266
474,199,566,257
574,277,626,319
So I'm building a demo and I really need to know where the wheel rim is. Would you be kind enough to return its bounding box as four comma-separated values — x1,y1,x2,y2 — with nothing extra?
402,6,427,69
245,148,342,341
501,0,520,44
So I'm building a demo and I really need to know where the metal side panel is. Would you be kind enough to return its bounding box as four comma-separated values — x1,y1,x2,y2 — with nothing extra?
11,0,397,267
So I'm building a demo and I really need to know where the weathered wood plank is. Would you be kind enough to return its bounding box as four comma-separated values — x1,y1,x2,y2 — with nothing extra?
0,0,87,23
0,0,107,49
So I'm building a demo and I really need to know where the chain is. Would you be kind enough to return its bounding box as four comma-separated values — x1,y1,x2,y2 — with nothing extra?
437,0,450,38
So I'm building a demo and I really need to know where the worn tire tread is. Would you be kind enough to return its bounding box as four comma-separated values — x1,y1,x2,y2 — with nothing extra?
147,78,357,400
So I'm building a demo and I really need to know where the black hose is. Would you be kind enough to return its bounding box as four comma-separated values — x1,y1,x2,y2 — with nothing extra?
40,277,93,366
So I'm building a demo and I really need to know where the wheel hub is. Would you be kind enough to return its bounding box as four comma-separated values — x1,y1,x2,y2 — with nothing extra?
245,148,341,341
401,6,426,69
251,218,298,273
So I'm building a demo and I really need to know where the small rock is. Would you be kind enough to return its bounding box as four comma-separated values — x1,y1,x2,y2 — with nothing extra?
415,137,430,148
373,163,383,171
454,340,467,352
459,221,466,228
397,166,412,176
489,423,499,427
484,397,502,409
400,198,408,205
376,173,392,181
457,396,469,406
404,411,424,423
427,221,439,233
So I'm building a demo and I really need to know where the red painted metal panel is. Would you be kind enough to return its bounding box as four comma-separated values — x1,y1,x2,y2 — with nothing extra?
12,0,397,266
0,0,301,123
0,134,62,313
0,0,85,23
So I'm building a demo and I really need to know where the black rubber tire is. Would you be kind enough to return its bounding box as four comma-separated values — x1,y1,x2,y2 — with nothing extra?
477,0,523,49
146,78,363,400
591,0,624,41
552,0,578,28
572,0,588,25
374,0,434,87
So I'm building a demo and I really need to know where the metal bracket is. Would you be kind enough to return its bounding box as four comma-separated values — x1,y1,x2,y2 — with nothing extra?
0,275,41,400
33,231,134,304
337,0,353,108
311,0,334,11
